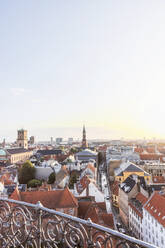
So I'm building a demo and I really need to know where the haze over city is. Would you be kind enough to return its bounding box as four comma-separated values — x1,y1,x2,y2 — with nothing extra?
1,0,165,141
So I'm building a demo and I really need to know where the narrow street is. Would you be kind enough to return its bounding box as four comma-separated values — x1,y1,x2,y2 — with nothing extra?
98,162,123,230
101,170,112,213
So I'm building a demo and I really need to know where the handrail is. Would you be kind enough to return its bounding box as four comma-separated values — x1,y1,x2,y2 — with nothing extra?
0,198,158,248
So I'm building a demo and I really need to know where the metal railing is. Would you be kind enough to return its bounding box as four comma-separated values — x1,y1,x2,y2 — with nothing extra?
0,198,158,248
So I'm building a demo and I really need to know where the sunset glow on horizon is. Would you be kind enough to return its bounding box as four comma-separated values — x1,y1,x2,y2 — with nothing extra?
1,1,165,141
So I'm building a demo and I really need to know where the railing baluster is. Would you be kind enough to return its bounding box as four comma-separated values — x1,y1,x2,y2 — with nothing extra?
0,198,158,248
36,201,43,248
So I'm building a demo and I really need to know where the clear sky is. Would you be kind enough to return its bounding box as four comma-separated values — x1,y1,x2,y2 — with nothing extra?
1,0,165,141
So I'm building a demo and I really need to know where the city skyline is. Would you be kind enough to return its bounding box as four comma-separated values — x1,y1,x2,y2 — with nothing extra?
1,1,165,141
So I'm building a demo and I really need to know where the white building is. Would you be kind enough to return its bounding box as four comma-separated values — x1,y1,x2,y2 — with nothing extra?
106,146,140,164
35,160,61,180
142,191,165,247
74,175,104,202
80,163,97,180
129,192,148,239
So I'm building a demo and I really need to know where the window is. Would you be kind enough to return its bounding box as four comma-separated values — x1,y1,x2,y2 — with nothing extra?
161,237,164,245
156,232,158,238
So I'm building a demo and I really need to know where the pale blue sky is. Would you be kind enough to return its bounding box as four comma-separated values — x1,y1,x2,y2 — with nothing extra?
1,1,165,141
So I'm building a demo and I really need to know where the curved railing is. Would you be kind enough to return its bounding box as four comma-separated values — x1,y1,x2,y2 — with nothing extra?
0,198,157,248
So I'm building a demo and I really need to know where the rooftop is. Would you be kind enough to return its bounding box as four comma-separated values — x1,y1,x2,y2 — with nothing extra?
144,191,165,227
10,187,78,209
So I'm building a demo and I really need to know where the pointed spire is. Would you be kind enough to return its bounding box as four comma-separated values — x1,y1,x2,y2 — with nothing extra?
82,125,88,149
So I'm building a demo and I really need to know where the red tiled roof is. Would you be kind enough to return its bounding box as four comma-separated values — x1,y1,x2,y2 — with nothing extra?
0,173,14,185
10,186,21,201
96,202,106,212
146,148,156,153
144,192,165,227
129,193,148,219
76,175,90,194
78,201,106,219
78,200,114,229
152,176,165,184
136,192,148,205
10,187,78,210
140,153,163,161
134,148,144,153
101,213,114,229
85,205,99,223
78,201,92,218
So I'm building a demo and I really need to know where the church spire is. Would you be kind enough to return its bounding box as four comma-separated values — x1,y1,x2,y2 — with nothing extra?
82,125,88,149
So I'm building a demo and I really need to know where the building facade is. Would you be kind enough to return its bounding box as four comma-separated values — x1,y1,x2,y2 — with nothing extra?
0,148,33,164
142,191,165,247
17,129,28,149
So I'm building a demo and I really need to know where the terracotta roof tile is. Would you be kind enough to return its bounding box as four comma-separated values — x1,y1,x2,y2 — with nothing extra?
140,153,163,160
84,205,99,223
0,173,14,185
101,213,114,229
76,175,90,194
96,202,106,212
152,176,165,184
134,148,144,153
10,187,78,210
136,192,148,205
10,186,21,201
78,201,92,218
144,192,165,227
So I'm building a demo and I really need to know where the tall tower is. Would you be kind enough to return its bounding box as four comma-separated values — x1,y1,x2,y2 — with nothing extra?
17,129,28,149
82,125,88,149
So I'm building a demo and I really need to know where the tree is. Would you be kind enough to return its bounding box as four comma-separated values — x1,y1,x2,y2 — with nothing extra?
69,174,78,189
18,160,36,184
47,172,56,184
28,179,42,188
70,147,79,154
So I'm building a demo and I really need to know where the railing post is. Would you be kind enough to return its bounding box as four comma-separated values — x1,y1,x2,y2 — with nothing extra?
36,201,43,248
87,218,94,247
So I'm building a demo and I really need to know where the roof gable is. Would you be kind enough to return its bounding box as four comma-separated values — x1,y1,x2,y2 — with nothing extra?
144,192,165,227
10,187,78,209
76,175,90,194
